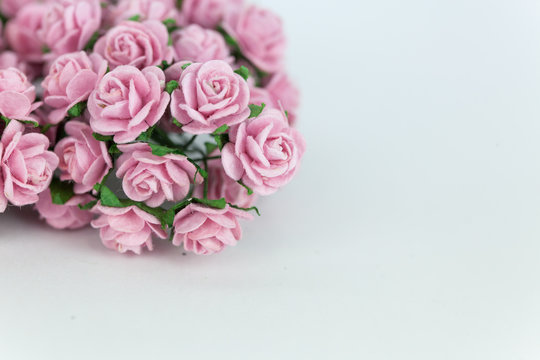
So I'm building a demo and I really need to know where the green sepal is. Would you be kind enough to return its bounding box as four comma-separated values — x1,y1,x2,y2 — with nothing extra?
192,197,227,209
234,66,250,81
248,103,266,118
78,200,98,210
205,142,218,155
214,133,229,150
128,14,141,21
93,133,114,142
99,185,123,207
165,80,179,94
212,124,229,135
67,102,87,118
149,143,184,156
172,118,183,129
108,144,121,155
49,178,75,205
229,203,261,216
84,31,100,51
181,62,192,70
136,126,155,142
238,180,254,195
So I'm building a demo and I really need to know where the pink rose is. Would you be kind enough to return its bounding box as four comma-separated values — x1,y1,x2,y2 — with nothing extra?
179,0,243,29
5,3,48,63
196,156,256,208
94,20,173,70
170,60,250,134
0,52,39,80
250,73,300,125
171,25,233,63
91,204,167,254
42,52,108,124
55,121,113,194
39,0,102,58
224,6,286,73
106,0,179,25
0,67,41,122
35,189,94,230
221,108,305,195
116,143,203,207
172,204,252,255
0,120,59,212
88,65,170,143
1,0,36,17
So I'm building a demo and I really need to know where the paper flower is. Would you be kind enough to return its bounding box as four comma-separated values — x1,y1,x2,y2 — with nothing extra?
0,0,304,256
0,120,59,211
54,121,113,194
170,60,250,134
171,25,233,64
224,5,286,73
88,65,170,143
94,20,173,70
42,52,108,124
91,204,167,254
116,142,203,207
36,189,94,230
172,203,252,255
221,108,305,195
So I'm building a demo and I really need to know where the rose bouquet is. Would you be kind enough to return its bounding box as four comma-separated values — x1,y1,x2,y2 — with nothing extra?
0,0,305,255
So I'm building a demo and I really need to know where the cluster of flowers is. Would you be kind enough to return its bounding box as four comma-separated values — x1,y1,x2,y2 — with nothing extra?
0,0,305,255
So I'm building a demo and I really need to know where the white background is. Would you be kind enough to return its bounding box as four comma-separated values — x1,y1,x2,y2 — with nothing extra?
2,0,540,358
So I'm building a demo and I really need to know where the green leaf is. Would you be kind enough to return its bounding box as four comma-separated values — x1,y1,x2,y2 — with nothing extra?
1,116,10,125
165,80,179,94
93,133,114,142
99,185,124,208
135,203,169,229
128,14,141,21
205,142,218,155
238,180,254,195
78,200,98,210
192,197,227,209
186,158,208,179
249,103,266,118
18,119,39,128
67,102,87,118
41,123,53,133
49,178,75,205
84,31,100,51
212,124,229,135
136,126,155,142
172,118,183,129
176,0,184,9
149,143,184,157
158,60,170,70
181,62,192,70
108,144,121,155
229,203,261,216
217,26,240,49
234,66,250,81
214,133,229,150
163,18,176,27
42,45,51,54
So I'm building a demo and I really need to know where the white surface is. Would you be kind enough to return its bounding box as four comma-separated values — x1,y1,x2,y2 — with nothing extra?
2,0,540,358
